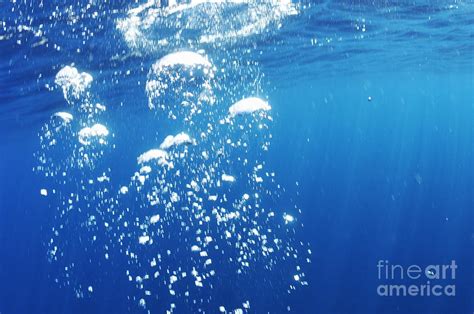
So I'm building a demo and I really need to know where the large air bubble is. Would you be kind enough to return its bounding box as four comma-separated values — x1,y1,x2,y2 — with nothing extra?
146,51,216,123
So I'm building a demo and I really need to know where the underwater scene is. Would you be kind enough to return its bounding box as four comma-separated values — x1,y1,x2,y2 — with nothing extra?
0,1,473,313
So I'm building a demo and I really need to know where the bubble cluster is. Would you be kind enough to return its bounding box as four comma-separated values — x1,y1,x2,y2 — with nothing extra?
55,66,93,102
36,3,309,313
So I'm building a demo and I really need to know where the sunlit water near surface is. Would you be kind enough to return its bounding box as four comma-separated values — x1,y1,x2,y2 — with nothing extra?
1,1,474,313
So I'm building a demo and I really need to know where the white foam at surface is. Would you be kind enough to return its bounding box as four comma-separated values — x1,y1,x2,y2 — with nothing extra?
55,66,93,100
40,189,48,196
78,124,109,145
229,97,271,116
160,132,194,150
117,0,298,52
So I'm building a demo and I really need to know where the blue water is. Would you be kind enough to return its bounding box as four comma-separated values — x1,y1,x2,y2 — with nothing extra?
1,1,474,313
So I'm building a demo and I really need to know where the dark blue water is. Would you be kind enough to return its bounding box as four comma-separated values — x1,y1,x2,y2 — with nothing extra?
1,1,474,313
